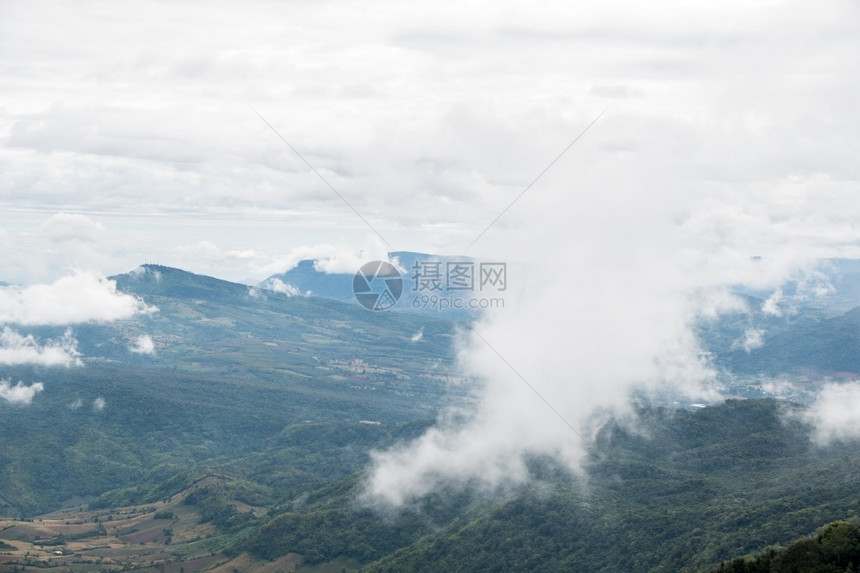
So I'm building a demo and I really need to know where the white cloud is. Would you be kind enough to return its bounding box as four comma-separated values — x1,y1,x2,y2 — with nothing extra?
93,396,106,411
803,383,860,446
759,268,836,316
262,278,299,297
0,379,44,405
254,238,397,278
0,327,81,367
129,334,155,355
365,161,747,508
0,272,155,325
68,398,83,410
139,239,398,284
731,328,765,353
312,241,395,275
410,327,424,342
129,266,161,282
760,380,795,399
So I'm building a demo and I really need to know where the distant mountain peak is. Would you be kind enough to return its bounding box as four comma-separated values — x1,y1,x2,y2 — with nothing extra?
112,264,255,303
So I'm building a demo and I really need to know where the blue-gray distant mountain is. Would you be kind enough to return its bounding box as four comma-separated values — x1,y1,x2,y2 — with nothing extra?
258,251,462,300
258,251,501,316
721,305,860,376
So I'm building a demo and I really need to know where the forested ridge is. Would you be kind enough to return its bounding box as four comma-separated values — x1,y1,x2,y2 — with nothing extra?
3,267,860,571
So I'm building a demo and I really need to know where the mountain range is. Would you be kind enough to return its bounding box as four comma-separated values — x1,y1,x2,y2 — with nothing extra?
2,261,860,571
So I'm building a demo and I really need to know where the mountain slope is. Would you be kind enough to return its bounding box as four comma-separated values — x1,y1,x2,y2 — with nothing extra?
7,264,860,571
723,306,860,375
0,264,465,516
228,400,860,573
715,520,860,572
259,251,495,316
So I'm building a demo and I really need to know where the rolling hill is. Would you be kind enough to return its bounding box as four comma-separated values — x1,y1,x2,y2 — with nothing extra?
3,263,860,571
0,264,466,516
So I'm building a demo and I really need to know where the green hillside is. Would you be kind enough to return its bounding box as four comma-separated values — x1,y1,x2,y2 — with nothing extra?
724,307,860,375
0,265,464,516
234,399,860,572
4,266,860,571
715,520,860,572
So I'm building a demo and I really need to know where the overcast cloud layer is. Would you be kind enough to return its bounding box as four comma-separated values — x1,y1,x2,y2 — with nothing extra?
1,1,859,283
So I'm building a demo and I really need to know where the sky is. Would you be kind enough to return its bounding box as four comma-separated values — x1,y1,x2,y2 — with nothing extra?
3,0,860,501
1,0,857,285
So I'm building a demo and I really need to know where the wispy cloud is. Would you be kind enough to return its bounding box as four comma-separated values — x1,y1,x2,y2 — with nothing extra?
263,238,395,277
128,334,155,355
0,327,81,367
802,382,860,446
129,266,162,282
262,278,299,296
731,328,765,353
0,379,44,405
760,380,795,399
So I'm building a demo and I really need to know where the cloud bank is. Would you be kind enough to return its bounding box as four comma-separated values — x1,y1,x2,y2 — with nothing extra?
364,185,733,506
363,70,844,508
